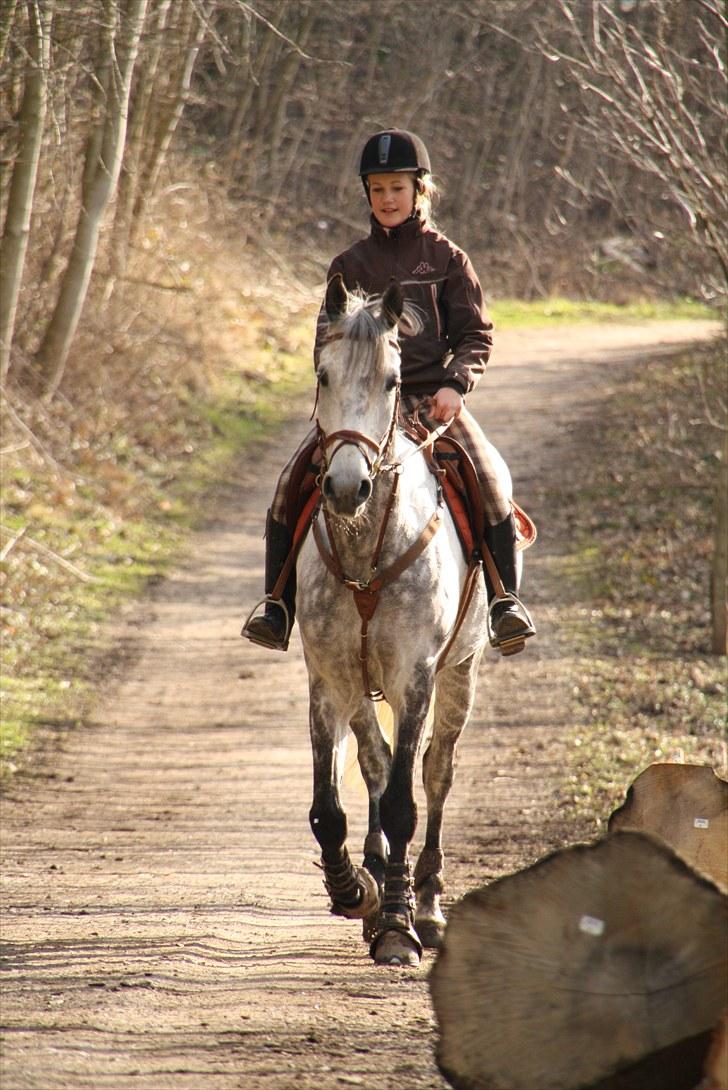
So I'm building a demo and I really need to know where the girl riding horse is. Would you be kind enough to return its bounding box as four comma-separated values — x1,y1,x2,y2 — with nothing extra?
242,129,535,655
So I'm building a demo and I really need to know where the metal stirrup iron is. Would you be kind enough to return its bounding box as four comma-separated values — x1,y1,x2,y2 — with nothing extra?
241,596,291,640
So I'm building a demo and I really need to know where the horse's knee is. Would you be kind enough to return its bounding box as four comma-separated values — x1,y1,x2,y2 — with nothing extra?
309,796,347,860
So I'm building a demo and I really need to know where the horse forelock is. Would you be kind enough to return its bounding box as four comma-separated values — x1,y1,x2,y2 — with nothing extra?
321,294,391,382
323,291,421,384
339,292,387,342
342,291,421,335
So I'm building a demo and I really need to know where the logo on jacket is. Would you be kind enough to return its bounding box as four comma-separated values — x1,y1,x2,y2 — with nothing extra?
412,261,435,275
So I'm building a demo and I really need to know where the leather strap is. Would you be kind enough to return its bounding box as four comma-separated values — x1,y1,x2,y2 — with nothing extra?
313,506,442,601
481,539,507,600
319,427,382,471
436,556,483,673
312,503,442,701
269,490,320,601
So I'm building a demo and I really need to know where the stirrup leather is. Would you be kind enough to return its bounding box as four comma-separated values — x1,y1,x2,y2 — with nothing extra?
240,595,291,647
487,593,535,656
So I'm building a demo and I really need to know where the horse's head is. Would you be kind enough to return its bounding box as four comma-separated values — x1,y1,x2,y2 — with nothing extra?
315,276,405,519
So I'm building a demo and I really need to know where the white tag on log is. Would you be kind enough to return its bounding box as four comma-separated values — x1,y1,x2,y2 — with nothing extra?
579,914,605,936
694,817,710,829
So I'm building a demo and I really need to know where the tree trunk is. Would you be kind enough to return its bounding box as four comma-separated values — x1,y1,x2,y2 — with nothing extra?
34,0,147,401
608,762,728,888
0,0,53,384
108,0,173,289
131,2,207,227
430,831,727,1090
712,427,728,655
0,0,19,70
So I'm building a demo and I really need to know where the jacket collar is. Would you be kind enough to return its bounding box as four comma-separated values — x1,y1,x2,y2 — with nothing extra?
370,210,426,243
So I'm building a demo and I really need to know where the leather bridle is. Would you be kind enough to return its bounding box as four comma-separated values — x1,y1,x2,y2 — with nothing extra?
314,330,402,481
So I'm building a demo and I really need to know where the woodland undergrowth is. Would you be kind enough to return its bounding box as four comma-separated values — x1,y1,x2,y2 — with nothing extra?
550,339,727,834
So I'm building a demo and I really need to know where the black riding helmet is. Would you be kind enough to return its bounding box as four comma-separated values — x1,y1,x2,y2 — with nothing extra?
359,130,431,201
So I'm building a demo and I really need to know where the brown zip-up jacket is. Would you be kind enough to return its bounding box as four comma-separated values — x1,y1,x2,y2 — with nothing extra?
314,213,493,397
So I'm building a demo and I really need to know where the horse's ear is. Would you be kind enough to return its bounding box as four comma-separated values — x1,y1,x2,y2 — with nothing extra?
325,273,347,319
382,279,404,329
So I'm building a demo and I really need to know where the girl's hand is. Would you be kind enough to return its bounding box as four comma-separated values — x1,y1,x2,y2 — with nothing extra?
429,386,464,423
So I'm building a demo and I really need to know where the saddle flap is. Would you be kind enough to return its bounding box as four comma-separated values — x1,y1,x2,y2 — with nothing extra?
513,500,537,551
433,435,537,558
286,437,321,533
433,434,487,549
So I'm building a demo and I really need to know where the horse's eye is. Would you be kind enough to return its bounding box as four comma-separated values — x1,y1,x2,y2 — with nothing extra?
318,371,329,388
385,375,398,392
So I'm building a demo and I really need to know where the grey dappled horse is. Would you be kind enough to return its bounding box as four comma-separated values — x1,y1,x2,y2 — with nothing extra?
297,276,513,967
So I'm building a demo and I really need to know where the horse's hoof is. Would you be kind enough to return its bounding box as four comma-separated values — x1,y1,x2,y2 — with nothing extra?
331,867,380,920
415,916,446,949
372,929,421,967
370,914,423,967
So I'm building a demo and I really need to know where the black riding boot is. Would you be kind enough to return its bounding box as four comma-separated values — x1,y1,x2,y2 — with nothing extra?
484,512,536,656
241,511,296,651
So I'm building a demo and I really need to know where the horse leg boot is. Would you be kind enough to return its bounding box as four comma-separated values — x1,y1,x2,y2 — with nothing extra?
241,510,296,651
485,512,535,656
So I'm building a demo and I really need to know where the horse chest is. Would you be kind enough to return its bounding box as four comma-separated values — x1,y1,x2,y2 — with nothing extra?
298,543,457,670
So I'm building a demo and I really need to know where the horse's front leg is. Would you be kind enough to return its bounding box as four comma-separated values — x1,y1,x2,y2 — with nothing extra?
308,679,380,921
349,702,393,941
370,668,433,968
415,650,482,949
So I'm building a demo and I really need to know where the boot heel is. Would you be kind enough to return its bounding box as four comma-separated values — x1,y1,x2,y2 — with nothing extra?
241,596,291,651
487,593,535,655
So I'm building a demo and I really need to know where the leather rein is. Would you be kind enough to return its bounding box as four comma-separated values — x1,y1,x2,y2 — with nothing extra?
311,331,480,701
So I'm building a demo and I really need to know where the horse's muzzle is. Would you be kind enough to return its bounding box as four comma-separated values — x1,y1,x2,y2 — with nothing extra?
322,471,372,517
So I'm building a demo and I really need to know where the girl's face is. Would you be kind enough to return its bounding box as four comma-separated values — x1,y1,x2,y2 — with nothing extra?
368,173,416,228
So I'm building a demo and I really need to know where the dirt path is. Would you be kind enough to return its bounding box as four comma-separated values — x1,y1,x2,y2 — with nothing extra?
1,320,719,1090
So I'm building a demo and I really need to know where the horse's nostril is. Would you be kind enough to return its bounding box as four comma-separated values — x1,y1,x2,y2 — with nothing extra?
356,478,372,504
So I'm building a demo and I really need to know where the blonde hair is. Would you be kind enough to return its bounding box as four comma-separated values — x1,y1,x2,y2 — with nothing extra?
415,173,438,228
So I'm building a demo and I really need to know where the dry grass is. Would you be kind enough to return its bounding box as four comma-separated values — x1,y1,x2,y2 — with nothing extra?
550,338,727,832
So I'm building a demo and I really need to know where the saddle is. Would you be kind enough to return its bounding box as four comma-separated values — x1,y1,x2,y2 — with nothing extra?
284,412,536,563
400,408,537,558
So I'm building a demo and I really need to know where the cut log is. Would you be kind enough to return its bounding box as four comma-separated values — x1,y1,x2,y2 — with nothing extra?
608,763,728,889
429,831,727,1090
